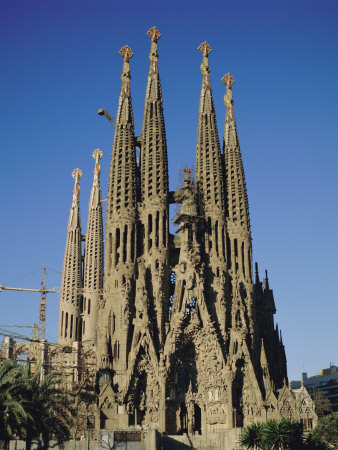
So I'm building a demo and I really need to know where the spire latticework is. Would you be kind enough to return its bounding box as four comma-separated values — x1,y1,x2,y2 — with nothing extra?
139,27,170,346
195,42,225,215
58,168,83,345
195,42,227,275
222,74,252,281
99,46,138,372
82,150,104,347
141,26,168,203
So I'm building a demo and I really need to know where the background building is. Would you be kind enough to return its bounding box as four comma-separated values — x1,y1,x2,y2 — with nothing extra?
291,364,338,412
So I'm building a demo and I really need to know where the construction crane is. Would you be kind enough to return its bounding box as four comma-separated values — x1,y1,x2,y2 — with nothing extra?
0,267,102,347
0,267,59,342
0,267,60,370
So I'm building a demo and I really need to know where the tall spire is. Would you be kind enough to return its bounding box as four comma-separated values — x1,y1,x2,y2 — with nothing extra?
195,42,226,261
139,26,169,347
107,45,137,220
141,26,169,203
58,168,83,346
100,46,138,372
222,74,252,280
82,150,104,347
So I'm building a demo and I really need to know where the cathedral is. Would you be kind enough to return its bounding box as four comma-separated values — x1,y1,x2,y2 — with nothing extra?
51,26,317,443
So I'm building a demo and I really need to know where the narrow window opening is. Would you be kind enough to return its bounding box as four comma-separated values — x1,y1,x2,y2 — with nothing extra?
108,233,112,269
115,228,120,266
215,220,219,256
70,314,73,339
61,311,64,337
123,225,128,262
241,242,246,277
131,225,135,262
163,211,167,246
155,211,159,247
65,313,68,338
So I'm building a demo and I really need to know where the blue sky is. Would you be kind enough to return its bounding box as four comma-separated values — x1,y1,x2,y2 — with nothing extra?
0,0,337,380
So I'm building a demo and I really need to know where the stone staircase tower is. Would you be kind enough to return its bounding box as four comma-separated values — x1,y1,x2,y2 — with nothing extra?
82,149,104,348
58,168,83,346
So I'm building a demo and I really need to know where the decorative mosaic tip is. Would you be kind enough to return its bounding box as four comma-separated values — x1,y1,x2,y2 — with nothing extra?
198,41,212,57
92,149,103,161
221,73,235,89
72,168,83,180
118,45,134,62
72,169,82,205
147,26,161,42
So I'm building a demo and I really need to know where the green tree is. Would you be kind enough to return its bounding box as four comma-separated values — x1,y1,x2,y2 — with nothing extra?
312,391,332,418
0,360,30,449
302,435,331,450
311,412,338,449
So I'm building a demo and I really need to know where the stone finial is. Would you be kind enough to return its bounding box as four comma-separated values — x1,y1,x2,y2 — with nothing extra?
198,42,211,85
93,149,103,185
255,262,260,284
118,45,134,62
198,41,212,57
147,26,161,42
119,45,133,96
72,168,82,206
221,73,235,89
263,269,269,290
147,27,160,73
222,73,235,109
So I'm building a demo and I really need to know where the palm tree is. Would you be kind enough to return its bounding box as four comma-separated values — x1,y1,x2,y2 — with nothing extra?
22,366,73,450
0,360,30,450
240,422,267,449
262,417,303,449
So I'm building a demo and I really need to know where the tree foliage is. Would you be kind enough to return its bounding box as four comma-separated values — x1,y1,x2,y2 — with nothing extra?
311,412,338,448
312,391,332,418
0,360,74,449
240,417,331,450
0,360,30,449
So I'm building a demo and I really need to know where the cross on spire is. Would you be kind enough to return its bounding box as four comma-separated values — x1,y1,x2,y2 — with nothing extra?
147,26,161,42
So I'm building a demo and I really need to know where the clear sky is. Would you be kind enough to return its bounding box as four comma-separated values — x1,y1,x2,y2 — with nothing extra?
0,0,337,381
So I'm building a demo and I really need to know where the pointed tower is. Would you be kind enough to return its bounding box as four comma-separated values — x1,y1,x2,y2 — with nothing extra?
222,74,252,282
58,168,83,346
195,42,228,338
98,45,138,374
139,26,170,346
82,150,104,348
196,42,227,264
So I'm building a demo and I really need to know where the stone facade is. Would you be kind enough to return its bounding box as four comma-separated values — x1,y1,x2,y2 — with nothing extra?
1,27,317,442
